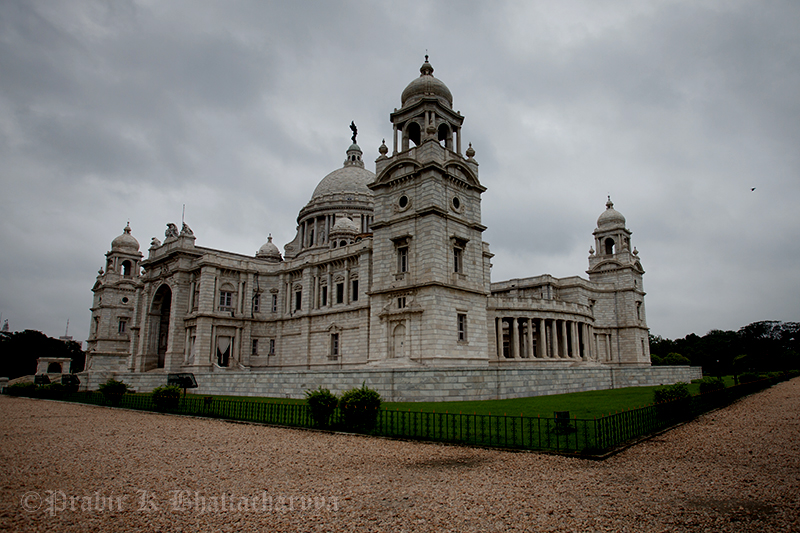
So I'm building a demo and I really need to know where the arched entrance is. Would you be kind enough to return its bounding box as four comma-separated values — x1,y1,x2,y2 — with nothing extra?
47,362,62,373
392,323,406,359
150,284,172,369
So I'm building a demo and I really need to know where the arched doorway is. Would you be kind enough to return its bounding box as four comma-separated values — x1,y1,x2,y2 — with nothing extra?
150,284,172,369
47,362,62,373
392,323,406,359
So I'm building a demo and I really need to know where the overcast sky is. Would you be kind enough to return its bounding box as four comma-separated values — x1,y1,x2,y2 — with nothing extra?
1,0,799,343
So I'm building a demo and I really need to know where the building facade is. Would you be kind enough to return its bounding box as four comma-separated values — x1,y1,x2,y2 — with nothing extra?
86,58,651,375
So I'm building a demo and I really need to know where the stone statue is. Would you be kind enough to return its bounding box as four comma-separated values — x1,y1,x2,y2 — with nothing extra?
350,121,357,144
181,222,194,236
165,223,179,239
150,237,161,248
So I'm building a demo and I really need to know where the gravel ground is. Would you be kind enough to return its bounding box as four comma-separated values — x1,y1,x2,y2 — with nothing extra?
1,379,799,533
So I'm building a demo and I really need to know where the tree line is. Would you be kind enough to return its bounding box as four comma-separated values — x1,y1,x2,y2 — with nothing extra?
0,330,85,379
649,320,799,375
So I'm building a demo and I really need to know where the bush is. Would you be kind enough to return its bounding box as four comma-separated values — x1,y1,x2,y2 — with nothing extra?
662,353,691,366
98,378,129,406
653,382,691,404
698,376,725,394
151,385,182,411
305,387,338,428
339,382,382,431
7,382,36,397
38,382,67,399
738,371,763,384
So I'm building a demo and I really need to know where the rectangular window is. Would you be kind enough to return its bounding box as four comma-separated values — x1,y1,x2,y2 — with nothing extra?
253,293,261,313
454,246,463,273
219,291,233,310
330,333,339,358
251,339,258,355
269,339,275,356
321,285,328,306
352,280,359,301
271,294,278,313
457,313,468,342
397,246,408,273
294,289,302,311
398,297,406,309
118,319,127,334
336,283,344,304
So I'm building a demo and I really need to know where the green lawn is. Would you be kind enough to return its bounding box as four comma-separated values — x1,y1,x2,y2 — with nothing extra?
183,378,736,420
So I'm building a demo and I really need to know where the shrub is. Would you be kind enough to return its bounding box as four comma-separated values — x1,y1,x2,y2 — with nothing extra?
339,382,382,431
304,387,338,428
7,382,36,397
662,353,691,366
39,382,67,399
698,376,725,394
151,385,182,411
653,382,690,404
98,378,129,406
738,371,762,384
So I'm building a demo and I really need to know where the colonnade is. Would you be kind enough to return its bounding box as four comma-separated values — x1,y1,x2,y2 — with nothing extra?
494,316,594,361
299,213,373,249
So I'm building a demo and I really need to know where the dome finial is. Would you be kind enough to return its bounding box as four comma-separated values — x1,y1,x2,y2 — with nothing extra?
350,121,357,144
420,54,433,76
606,195,614,209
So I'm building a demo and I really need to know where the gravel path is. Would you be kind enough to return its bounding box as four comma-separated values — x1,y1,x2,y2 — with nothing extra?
2,379,799,533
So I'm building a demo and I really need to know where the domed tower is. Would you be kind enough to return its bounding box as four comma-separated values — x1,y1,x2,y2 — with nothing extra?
587,198,650,365
368,57,492,366
284,141,375,259
86,223,144,371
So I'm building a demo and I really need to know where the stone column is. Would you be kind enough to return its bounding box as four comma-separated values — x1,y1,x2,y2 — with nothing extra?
527,318,534,359
496,317,504,359
538,318,547,358
326,266,333,308
344,262,351,304
511,318,520,359
551,319,559,359
560,320,568,358
571,321,580,359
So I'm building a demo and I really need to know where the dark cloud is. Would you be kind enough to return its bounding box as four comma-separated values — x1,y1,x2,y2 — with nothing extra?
1,0,798,341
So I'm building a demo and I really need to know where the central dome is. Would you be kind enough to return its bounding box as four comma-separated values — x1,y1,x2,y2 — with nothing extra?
401,56,453,109
310,144,375,201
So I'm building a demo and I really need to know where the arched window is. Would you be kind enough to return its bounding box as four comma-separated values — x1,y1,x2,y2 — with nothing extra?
407,122,421,147
438,123,452,150
604,238,615,255
121,260,132,277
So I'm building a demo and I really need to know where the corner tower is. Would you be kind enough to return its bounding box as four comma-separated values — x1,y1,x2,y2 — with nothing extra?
86,223,143,371
587,198,650,365
368,57,492,366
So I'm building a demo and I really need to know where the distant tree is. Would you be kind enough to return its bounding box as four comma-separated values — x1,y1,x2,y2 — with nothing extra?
650,320,799,374
0,330,85,379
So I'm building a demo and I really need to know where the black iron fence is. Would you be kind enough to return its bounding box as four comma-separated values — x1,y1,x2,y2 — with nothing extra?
11,374,794,457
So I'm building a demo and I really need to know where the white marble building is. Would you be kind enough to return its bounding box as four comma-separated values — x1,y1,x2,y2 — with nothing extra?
86,58,651,376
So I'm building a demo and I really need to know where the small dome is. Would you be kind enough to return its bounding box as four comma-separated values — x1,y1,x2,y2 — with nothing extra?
256,235,282,262
597,197,626,229
111,223,140,252
401,56,453,109
331,216,359,235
